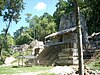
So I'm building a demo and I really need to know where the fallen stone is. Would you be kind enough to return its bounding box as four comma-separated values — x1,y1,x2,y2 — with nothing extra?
4,56,16,65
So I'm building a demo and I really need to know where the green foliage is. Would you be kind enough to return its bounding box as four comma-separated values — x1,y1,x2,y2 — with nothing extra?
0,0,24,38
15,32,33,45
22,12,56,41
14,26,28,39
0,33,15,63
0,61,3,65
74,0,100,35
39,13,56,40
84,0,100,35
7,35,15,46
3,0,24,23
12,52,19,58
14,12,56,42
0,33,15,51
0,0,4,16
0,0,24,63
14,26,32,45
53,0,73,30
25,13,32,23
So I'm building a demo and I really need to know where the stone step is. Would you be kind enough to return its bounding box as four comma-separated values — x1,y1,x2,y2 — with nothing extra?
58,53,72,57
39,60,50,65
59,56,73,60
62,48,78,51
62,48,72,51
59,56,78,60
61,51,73,54
55,60,73,65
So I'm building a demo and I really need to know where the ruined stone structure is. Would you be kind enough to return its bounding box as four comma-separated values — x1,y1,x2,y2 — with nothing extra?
12,12,88,66
11,40,44,66
44,11,88,65
30,40,44,56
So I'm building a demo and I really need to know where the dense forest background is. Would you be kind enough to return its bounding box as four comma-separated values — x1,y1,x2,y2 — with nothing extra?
0,0,100,60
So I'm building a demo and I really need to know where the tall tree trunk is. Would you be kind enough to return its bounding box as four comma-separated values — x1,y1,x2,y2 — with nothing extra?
5,19,11,37
73,0,84,75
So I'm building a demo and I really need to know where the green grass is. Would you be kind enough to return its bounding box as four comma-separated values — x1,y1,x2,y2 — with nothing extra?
0,66,52,75
86,60,100,71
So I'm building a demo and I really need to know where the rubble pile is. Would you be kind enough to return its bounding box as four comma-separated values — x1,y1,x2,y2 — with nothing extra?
48,66,100,75
49,66,76,75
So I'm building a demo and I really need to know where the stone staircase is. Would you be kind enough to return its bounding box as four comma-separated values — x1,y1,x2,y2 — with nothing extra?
36,45,62,66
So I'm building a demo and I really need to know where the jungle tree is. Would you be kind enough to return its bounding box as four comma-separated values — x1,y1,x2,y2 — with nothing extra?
0,0,24,62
